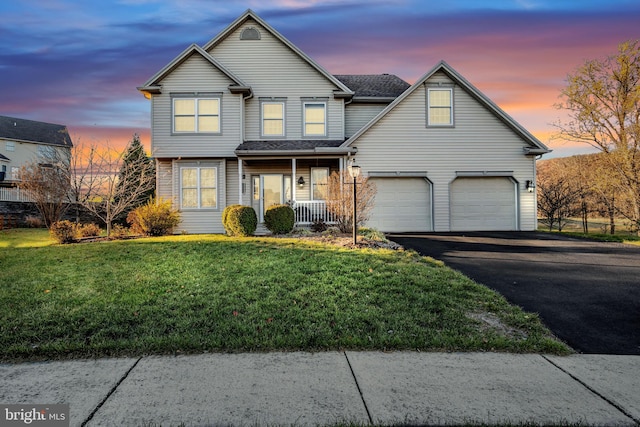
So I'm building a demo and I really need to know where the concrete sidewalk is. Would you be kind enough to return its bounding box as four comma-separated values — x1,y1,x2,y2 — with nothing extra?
1,352,639,426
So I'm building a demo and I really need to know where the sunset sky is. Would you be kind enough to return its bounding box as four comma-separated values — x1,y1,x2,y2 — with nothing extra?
1,0,639,158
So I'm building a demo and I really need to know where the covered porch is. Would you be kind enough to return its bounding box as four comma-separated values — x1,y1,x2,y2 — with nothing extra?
234,141,356,225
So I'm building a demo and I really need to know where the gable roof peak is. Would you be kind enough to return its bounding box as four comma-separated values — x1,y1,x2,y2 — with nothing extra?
138,43,248,95
202,9,353,95
344,61,550,154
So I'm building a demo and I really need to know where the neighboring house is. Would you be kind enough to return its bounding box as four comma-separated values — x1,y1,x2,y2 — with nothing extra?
138,9,549,234
0,115,73,185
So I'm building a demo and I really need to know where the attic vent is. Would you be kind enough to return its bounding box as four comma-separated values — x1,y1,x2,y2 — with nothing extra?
240,27,260,40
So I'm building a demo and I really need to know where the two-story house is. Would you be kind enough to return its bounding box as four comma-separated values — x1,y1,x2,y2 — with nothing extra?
138,10,549,234
0,115,73,186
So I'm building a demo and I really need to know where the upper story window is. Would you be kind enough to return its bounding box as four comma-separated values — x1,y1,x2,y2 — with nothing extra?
181,166,217,209
427,88,453,126
38,145,56,160
311,167,329,200
5,141,15,151
304,103,326,136
261,101,285,137
173,97,220,133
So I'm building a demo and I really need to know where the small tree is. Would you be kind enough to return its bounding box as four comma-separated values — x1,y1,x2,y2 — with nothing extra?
18,149,72,228
537,161,580,231
75,136,156,237
325,170,377,233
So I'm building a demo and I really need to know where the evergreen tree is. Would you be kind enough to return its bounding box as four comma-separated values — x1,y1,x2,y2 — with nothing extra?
114,134,155,218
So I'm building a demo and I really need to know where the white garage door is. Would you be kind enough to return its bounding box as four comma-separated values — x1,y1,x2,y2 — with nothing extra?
450,177,517,231
367,178,432,232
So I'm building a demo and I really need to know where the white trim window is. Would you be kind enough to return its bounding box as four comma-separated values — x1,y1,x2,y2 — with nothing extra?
5,141,15,152
311,167,329,200
181,167,217,209
173,98,220,133
303,102,326,136
261,102,285,136
427,88,453,126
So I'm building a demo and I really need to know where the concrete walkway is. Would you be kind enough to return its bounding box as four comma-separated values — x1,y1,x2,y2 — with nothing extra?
1,352,639,426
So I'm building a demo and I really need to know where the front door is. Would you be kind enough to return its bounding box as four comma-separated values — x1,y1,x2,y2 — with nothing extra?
253,174,285,222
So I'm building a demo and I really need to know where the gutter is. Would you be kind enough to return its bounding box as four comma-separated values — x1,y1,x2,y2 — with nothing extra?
235,147,357,157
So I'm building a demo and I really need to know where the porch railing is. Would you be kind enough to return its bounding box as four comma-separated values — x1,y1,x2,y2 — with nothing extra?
0,187,34,202
293,200,337,225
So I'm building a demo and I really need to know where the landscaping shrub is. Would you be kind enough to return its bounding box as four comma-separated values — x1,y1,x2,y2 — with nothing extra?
25,216,44,228
358,227,386,241
49,220,78,244
77,223,101,238
110,224,130,240
127,198,181,236
264,204,294,234
222,204,242,233
311,218,327,233
222,205,257,237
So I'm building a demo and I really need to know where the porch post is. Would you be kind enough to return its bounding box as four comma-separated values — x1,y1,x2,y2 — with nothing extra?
238,158,243,205
291,158,297,202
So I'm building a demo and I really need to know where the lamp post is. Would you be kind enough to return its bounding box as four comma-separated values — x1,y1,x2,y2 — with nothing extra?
347,159,360,246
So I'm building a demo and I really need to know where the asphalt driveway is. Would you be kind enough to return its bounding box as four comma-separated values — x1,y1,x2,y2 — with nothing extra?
388,232,640,355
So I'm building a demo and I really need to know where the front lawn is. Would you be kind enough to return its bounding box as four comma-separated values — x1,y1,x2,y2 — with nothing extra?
0,230,569,361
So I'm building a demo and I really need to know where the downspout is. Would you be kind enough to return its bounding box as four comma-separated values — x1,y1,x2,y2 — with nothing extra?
238,90,254,204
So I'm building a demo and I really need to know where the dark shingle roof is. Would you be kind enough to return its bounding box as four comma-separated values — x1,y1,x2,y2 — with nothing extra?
236,140,345,151
0,115,73,147
0,153,9,161
333,74,410,98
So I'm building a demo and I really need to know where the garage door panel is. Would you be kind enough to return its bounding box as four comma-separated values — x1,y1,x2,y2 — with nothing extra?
450,177,516,231
367,178,432,233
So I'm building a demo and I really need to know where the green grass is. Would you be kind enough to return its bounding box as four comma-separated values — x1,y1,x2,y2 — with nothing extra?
0,230,569,361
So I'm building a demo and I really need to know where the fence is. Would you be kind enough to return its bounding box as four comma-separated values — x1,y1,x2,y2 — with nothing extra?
0,187,34,202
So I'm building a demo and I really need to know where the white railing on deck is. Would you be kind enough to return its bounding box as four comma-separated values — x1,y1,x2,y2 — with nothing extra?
293,200,337,225
0,187,33,202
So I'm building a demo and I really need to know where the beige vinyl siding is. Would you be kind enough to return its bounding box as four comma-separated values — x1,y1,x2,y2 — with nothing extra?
344,103,387,137
353,71,537,231
151,54,241,159
226,159,241,206
208,19,344,141
169,159,226,234
0,140,70,179
156,159,175,204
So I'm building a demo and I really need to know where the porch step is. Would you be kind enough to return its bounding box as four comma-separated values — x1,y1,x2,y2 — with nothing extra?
254,223,272,236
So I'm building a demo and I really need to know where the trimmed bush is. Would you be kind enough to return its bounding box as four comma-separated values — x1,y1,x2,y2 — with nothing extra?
126,198,181,236
222,204,243,233
49,220,78,244
77,223,101,238
222,205,257,237
110,224,130,240
264,204,295,234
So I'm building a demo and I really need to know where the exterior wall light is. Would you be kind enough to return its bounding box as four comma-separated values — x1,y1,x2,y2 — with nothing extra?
526,180,535,193
297,176,305,187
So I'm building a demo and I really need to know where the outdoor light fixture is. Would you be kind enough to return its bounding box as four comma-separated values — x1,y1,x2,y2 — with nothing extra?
297,176,305,187
348,159,361,245
526,180,535,193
